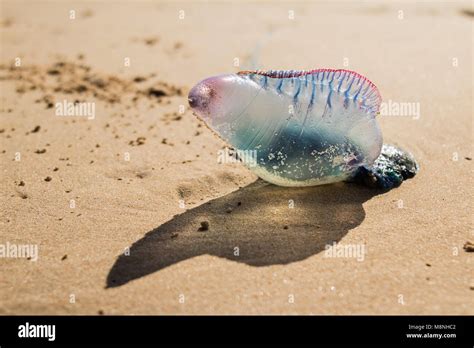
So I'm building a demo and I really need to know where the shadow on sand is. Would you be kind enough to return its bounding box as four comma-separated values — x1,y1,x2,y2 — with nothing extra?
107,180,383,288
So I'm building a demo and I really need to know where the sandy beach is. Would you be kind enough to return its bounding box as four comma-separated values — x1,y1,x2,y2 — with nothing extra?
0,0,473,314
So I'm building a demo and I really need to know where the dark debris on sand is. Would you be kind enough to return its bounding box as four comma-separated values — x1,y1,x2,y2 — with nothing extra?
198,221,209,231
0,59,185,110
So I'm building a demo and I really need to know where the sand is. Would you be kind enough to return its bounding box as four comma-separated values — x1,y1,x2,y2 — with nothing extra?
0,1,472,314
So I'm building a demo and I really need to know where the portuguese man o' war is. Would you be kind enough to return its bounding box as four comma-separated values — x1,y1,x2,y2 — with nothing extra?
188,69,418,189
